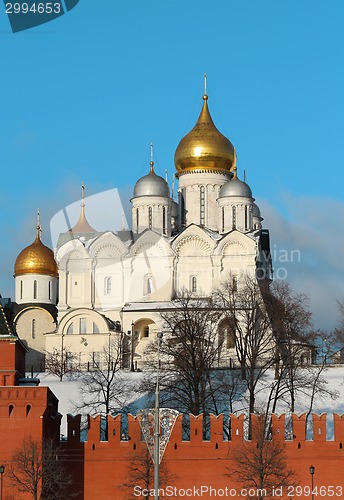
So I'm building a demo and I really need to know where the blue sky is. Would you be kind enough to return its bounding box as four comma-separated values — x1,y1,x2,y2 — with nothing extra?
0,0,343,331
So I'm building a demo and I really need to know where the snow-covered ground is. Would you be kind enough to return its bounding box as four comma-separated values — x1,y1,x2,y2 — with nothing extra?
36,366,344,438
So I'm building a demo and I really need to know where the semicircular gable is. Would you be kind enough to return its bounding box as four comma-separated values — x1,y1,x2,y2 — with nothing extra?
134,240,166,257
131,231,173,258
89,232,127,259
222,240,247,256
215,232,256,257
56,239,87,263
176,236,212,256
58,308,111,335
14,306,55,323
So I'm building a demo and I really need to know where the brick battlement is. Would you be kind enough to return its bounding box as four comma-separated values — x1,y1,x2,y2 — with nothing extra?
68,412,344,446
60,412,344,499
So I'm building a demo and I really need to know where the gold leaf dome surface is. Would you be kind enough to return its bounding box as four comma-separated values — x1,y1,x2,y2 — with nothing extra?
14,234,58,277
174,95,235,174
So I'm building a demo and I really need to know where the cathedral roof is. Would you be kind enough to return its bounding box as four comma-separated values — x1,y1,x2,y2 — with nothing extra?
69,182,96,233
0,299,15,336
174,93,235,175
219,167,253,198
133,162,170,198
14,212,58,278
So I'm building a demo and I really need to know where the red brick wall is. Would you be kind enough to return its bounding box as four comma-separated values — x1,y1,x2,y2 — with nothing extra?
77,413,344,500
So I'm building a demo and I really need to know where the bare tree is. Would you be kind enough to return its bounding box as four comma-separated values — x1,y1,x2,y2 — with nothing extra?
216,274,276,436
142,292,229,435
262,281,315,415
7,437,77,500
44,346,77,382
227,415,297,500
122,448,173,499
75,334,133,436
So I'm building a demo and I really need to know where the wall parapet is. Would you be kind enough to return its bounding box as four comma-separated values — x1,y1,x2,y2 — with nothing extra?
65,412,344,446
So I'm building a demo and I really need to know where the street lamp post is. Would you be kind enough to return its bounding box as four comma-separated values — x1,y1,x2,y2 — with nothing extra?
154,332,163,500
130,321,135,372
309,465,315,500
0,464,5,500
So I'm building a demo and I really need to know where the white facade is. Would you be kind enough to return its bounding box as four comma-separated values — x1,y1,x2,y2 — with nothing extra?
14,93,273,370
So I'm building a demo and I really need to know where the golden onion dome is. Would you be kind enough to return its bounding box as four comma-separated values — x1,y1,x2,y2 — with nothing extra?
174,94,236,174
14,215,58,277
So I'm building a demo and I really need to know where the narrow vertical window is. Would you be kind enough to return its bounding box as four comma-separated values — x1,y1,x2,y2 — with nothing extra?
20,280,23,300
232,206,236,230
200,186,205,226
149,207,153,229
136,208,139,231
191,276,197,293
105,277,112,295
48,281,51,300
147,276,153,294
31,319,36,339
232,275,238,292
163,206,166,235
79,318,87,334
222,207,225,232
33,280,37,299
245,206,248,230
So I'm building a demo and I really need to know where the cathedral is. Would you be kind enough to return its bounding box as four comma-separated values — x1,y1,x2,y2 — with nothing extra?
12,89,273,371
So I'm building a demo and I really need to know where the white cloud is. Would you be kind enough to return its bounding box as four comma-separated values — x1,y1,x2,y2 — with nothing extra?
259,195,344,331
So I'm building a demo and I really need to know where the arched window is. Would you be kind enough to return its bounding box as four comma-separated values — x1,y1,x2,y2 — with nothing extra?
31,319,36,339
9,405,14,417
105,277,112,295
222,207,225,232
146,275,153,295
66,323,73,335
142,326,149,338
232,206,236,230
232,275,238,292
163,206,166,235
200,186,205,226
79,318,87,334
218,318,236,350
26,404,31,417
245,206,248,230
136,208,139,231
48,281,51,300
33,280,37,299
20,280,23,300
148,207,153,230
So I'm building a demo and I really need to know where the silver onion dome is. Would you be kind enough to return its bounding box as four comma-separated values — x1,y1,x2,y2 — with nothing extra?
219,168,252,198
252,203,261,218
133,162,170,198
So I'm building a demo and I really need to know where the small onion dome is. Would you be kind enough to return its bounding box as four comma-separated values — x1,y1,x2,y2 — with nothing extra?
252,203,261,218
174,94,235,174
219,167,252,198
133,162,170,198
171,201,179,217
70,182,96,233
14,232,58,277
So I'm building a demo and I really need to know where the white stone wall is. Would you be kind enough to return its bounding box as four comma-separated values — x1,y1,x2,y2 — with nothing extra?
131,196,172,236
15,307,56,369
178,171,230,230
15,274,58,305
